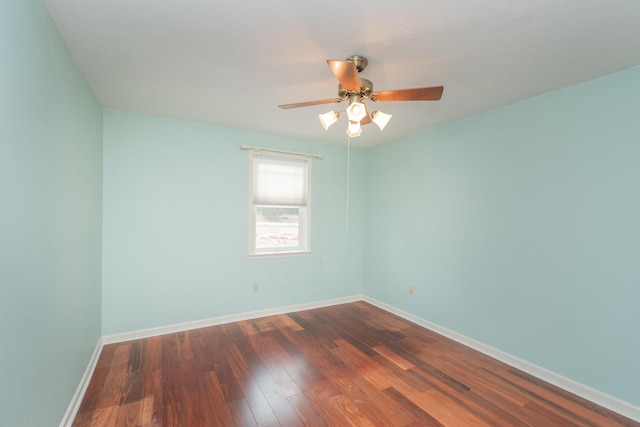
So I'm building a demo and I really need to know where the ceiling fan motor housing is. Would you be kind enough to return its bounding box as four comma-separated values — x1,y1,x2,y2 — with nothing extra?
347,55,368,72
338,77,373,100
337,55,372,101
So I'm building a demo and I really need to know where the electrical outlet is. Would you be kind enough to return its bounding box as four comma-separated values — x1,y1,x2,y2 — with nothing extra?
409,285,414,295
253,282,259,292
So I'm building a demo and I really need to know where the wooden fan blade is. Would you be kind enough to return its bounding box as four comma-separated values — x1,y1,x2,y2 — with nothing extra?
372,86,444,102
327,60,360,92
278,98,343,109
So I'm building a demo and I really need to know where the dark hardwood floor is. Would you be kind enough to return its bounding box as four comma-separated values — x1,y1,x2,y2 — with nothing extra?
73,302,638,426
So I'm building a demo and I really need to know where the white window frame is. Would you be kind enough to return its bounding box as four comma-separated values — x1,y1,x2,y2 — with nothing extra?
248,151,311,257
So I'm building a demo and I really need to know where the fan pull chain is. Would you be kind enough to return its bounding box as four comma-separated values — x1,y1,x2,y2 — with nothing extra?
346,134,350,232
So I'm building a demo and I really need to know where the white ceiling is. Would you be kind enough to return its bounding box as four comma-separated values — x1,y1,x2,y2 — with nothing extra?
43,0,640,147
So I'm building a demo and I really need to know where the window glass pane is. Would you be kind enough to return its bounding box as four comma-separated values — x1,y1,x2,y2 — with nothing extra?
255,207,300,250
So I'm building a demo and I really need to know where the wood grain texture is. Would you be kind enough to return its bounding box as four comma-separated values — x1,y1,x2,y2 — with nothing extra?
73,302,638,426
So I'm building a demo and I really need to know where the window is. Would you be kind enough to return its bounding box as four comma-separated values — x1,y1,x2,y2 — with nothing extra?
249,152,311,256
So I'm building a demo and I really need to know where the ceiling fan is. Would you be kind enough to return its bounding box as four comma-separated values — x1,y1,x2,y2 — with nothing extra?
278,55,444,137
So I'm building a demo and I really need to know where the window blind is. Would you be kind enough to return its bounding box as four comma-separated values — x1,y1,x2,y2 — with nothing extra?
252,155,308,206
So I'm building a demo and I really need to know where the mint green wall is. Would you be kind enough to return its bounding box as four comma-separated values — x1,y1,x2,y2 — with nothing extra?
364,66,640,405
0,1,103,425
102,110,365,335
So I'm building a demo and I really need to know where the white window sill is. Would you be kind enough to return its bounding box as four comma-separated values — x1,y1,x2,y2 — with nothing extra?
249,251,311,260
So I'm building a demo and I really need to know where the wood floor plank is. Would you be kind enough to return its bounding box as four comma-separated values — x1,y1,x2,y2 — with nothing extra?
383,386,444,427
203,371,235,426
215,356,247,405
523,400,584,426
274,313,304,332
227,398,257,427
371,349,490,426
298,377,352,426
248,356,302,425
162,401,185,427
160,334,183,407
333,338,494,426
71,411,94,427
329,369,408,427
75,345,116,416
178,356,215,425
422,353,538,425
141,336,164,426
246,332,302,399
95,343,132,409
84,404,118,426
113,396,153,426
224,344,279,426
261,333,304,374
327,393,378,427
74,302,640,427
372,345,415,370
288,394,328,427
139,396,156,426
487,366,625,426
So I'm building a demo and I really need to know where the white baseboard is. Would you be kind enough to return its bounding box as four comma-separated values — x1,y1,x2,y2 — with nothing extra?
59,337,104,427
102,294,363,344
363,296,640,422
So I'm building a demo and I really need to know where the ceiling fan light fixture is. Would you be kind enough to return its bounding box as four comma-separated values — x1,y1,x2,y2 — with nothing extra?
346,101,366,122
346,120,362,137
371,111,392,131
318,111,339,130
278,56,444,140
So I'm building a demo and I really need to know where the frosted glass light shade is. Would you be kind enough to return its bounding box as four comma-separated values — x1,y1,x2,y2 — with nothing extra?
371,111,392,130
346,102,366,122
318,111,339,130
346,120,362,137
